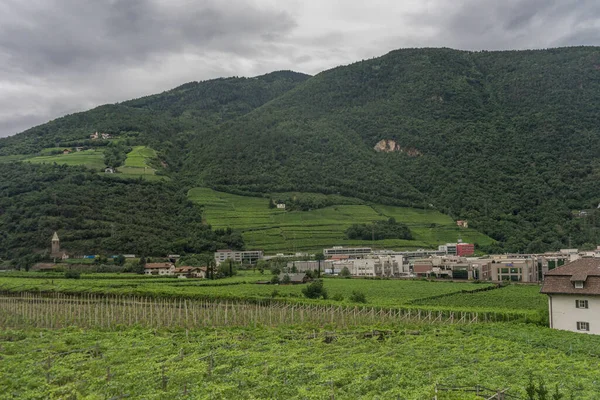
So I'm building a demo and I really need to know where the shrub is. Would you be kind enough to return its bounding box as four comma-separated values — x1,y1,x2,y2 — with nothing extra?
64,270,81,279
281,274,291,285
270,275,280,284
331,293,344,301
301,280,328,299
349,290,367,303
339,267,351,278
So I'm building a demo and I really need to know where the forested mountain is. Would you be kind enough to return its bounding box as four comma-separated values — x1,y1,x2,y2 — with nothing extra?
2,47,600,256
188,47,600,252
0,71,310,169
0,163,244,264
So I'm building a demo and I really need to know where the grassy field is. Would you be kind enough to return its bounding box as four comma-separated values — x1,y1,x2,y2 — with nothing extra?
1,324,598,399
413,284,547,311
22,145,165,180
123,145,157,167
188,188,494,252
0,154,34,163
27,149,105,170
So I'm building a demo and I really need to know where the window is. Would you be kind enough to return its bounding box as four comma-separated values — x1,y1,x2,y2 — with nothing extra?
577,321,590,331
574,281,584,289
576,300,589,309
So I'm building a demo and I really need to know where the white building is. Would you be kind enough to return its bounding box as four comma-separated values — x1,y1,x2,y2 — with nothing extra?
324,246,372,258
541,258,600,335
214,249,263,266
346,255,407,277
144,263,175,276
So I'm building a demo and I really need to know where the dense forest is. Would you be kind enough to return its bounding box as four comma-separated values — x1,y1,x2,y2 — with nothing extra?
2,48,600,254
0,163,243,265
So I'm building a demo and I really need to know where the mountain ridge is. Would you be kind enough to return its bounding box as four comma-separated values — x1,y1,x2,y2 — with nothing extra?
2,46,600,256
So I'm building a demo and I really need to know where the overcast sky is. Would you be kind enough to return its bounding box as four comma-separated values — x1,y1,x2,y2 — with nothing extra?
1,0,599,138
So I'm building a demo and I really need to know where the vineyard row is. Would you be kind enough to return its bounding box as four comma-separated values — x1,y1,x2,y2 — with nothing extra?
0,292,529,329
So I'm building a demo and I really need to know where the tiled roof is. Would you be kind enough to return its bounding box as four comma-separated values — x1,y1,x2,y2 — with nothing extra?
144,263,174,269
541,258,600,295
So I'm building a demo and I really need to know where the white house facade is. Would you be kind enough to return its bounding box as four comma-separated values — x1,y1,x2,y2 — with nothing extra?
541,258,600,335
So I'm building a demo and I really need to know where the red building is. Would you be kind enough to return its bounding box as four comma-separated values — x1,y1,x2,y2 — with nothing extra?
456,243,475,256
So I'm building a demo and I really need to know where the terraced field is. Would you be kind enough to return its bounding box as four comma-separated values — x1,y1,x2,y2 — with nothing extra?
188,188,494,252
23,145,165,180
27,149,105,170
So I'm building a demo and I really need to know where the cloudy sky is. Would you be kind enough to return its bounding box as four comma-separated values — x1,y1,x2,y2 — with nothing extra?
1,0,599,138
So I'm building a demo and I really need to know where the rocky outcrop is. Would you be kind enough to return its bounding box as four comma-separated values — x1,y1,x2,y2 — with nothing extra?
373,140,422,157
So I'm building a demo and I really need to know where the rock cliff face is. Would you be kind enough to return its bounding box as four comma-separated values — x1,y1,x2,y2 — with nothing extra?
373,140,422,156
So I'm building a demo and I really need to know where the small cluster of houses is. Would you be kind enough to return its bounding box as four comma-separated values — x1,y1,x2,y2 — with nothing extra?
61,147,85,155
90,131,112,140
144,263,207,279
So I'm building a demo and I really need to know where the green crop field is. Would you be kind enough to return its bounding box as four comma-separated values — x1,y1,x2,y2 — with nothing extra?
1,324,598,399
188,188,494,252
124,145,157,168
413,284,547,312
116,145,165,180
0,273,546,316
23,145,166,181
26,149,105,170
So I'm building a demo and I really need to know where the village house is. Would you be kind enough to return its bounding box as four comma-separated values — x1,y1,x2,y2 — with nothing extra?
277,273,310,284
541,258,600,335
104,167,114,174
90,131,99,140
63,148,72,155
31,263,58,272
144,263,175,276
173,266,206,279
101,133,111,139
276,202,286,209
456,220,469,228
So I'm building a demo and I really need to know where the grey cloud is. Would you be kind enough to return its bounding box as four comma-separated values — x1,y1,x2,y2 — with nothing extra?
0,0,297,75
2,0,600,138
0,114,46,138
430,0,600,50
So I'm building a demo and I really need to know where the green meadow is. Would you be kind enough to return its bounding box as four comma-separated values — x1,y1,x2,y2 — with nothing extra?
23,145,165,180
27,149,105,169
188,188,494,252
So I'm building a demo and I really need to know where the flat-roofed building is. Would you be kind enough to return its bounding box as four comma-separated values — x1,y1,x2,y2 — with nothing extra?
214,250,264,266
324,246,372,258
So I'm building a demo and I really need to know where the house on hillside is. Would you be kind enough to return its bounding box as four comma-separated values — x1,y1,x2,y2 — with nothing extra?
456,220,468,228
101,133,111,139
63,149,72,155
105,167,114,174
276,202,286,209
144,263,175,276
90,131,99,140
541,258,600,334
31,263,57,272
174,266,206,279
278,273,310,284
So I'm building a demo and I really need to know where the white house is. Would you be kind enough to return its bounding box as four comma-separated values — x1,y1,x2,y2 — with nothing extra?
541,258,600,335
144,263,175,276
276,203,286,209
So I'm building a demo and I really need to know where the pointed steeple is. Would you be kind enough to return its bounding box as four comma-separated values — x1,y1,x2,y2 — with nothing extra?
52,231,59,241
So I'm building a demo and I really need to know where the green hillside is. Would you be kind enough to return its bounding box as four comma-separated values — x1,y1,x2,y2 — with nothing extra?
189,188,493,252
3,48,600,255
185,47,600,253
24,145,164,180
